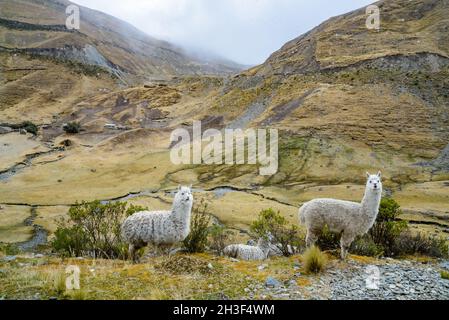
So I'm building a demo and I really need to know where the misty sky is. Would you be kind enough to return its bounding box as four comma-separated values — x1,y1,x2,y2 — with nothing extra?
73,0,374,65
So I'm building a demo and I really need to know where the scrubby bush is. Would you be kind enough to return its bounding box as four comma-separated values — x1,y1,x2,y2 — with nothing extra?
182,199,211,253
6,121,38,135
350,234,384,257
369,197,408,256
63,121,81,134
303,245,327,274
393,231,448,258
208,224,232,255
0,243,20,255
250,208,302,256
51,201,146,259
21,121,38,135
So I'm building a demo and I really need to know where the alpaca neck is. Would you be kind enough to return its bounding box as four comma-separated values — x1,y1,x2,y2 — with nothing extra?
360,188,382,220
171,201,192,225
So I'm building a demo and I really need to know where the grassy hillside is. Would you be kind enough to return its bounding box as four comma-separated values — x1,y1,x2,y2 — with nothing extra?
1,0,448,250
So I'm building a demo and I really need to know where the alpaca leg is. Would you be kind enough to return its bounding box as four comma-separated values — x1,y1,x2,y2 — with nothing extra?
130,242,145,263
306,230,318,247
128,243,136,262
340,233,353,260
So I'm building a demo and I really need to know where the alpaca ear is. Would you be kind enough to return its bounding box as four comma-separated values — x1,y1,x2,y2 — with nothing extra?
178,185,181,190
377,171,382,178
366,172,370,179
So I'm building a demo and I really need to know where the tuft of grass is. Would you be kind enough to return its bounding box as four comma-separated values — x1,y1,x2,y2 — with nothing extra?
441,270,449,280
67,289,88,300
46,269,67,297
303,246,327,274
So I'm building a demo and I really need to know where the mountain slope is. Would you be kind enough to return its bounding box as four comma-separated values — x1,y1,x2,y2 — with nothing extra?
211,0,449,173
256,0,449,75
0,0,243,81
0,0,244,123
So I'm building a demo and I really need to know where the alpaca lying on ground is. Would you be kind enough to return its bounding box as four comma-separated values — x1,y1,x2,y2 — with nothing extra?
298,172,382,259
224,237,271,261
121,186,193,261
267,243,299,257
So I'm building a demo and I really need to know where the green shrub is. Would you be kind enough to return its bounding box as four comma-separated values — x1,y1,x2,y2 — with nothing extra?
21,121,38,135
182,199,211,253
441,270,449,280
303,245,327,274
52,225,86,258
393,231,448,258
0,243,20,255
250,208,302,257
51,201,146,259
6,121,38,135
63,122,81,134
369,198,408,256
208,224,232,255
350,234,384,257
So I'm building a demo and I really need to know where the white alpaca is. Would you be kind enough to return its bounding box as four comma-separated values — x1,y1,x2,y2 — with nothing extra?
121,186,193,261
298,172,382,259
223,237,271,261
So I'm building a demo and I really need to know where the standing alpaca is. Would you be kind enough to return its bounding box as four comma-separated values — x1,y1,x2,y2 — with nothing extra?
223,237,271,261
298,172,382,259
121,186,193,261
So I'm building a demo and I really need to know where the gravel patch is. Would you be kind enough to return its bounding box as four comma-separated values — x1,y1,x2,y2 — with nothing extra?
247,259,449,300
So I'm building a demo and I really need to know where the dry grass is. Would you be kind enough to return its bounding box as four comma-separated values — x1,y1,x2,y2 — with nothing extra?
394,181,449,215
0,133,49,171
302,246,328,274
0,254,256,300
154,255,215,275
0,205,34,243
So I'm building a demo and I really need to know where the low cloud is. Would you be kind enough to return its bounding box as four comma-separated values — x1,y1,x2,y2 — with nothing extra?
73,0,374,65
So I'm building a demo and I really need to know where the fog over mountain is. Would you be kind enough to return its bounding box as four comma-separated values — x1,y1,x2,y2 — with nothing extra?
73,0,374,65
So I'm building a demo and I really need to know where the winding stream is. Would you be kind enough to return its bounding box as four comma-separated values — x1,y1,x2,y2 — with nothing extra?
0,148,62,181
17,207,48,251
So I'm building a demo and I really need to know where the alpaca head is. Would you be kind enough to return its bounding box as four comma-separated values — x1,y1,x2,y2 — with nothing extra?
173,185,193,210
365,171,382,193
258,232,274,248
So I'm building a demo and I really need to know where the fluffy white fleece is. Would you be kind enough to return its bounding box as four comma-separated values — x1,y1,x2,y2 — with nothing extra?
299,172,382,259
224,237,271,261
121,186,193,261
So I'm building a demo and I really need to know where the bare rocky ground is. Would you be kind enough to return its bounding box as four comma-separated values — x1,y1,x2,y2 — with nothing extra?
245,258,449,300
